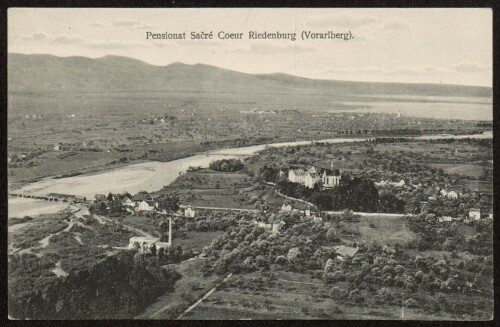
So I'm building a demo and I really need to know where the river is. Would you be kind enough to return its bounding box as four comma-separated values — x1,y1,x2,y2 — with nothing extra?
8,131,492,217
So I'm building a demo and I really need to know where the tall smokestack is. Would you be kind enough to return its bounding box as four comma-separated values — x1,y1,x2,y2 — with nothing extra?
331,159,333,170
168,216,172,245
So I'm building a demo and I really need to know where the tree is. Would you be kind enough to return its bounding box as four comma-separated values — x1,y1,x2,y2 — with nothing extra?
287,247,301,262
157,194,180,213
379,189,405,213
326,228,338,242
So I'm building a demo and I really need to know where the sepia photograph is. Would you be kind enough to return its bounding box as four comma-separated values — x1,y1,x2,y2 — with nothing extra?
6,8,494,320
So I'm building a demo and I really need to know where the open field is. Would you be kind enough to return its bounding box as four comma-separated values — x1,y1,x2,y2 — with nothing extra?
462,180,493,194
162,168,310,210
167,169,251,189
427,163,486,179
183,271,482,320
8,151,126,182
339,216,417,247
175,231,224,253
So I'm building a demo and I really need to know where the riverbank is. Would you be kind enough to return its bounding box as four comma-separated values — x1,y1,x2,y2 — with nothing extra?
9,131,492,213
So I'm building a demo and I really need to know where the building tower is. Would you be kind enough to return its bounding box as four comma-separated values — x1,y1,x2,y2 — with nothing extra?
168,216,172,245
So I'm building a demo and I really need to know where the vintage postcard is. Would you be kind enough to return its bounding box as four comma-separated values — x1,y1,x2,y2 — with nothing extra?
7,8,493,320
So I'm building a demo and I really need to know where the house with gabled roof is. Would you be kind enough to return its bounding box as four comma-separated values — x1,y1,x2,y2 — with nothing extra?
334,245,359,261
122,196,135,207
136,200,157,212
132,192,152,204
184,206,195,218
288,168,306,184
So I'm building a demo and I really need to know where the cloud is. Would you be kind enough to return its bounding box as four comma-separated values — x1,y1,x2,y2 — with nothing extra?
112,20,137,27
20,32,48,41
89,21,156,29
52,35,85,45
307,14,376,28
452,60,488,73
326,66,383,75
231,42,316,55
379,19,411,31
112,20,157,29
20,32,84,45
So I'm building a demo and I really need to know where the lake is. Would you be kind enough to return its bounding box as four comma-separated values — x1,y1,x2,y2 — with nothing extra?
334,96,492,121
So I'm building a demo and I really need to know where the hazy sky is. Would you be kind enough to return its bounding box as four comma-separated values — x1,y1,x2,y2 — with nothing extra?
8,8,492,86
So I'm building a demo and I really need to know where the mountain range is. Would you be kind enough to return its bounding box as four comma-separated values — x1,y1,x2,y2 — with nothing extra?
8,53,492,98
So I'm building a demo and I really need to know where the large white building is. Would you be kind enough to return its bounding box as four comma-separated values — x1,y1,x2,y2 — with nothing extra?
288,164,341,189
321,170,341,188
184,206,195,218
129,217,172,253
288,169,306,184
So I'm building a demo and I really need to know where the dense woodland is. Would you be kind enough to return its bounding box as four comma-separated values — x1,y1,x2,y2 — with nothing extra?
276,176,381,212
208,159,244,172
9,251,181,319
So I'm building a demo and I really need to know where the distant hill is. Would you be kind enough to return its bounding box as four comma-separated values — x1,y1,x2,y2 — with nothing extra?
8,53,492,98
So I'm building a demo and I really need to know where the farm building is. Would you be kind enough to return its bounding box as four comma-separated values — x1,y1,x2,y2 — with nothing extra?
132,193,153,204
121,197,135,207
136,200,157,212
184,206,195,218
469,208,481,221
94,194,107,203
334,245,359,261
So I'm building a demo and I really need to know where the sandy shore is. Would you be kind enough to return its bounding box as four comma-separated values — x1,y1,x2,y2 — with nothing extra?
8,197,70,218
12,154,239,199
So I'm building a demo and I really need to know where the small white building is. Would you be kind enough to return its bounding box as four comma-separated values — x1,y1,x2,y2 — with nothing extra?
438,216,453,223
334,245,359,261
185,206,195,218
272,221,286,234
137,200,156,212
254,220,285,235
469,208,481,221
122,197,135,207
390,180,405,188
280,204,292,212
446,191,458,199
305,209,311,217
